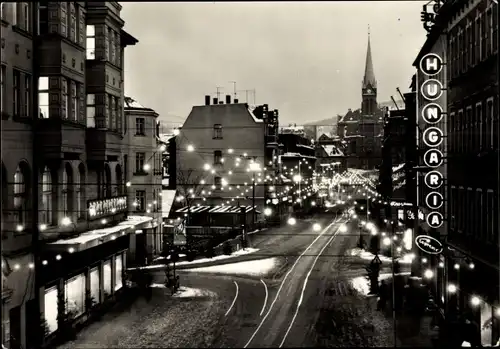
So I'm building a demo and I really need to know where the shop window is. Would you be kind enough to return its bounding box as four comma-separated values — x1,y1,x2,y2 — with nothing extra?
44,286,58,334
480,302,494,346
103,260,112,296
89,267,100,306
114,254,123,291
2,319,9,348
65,273,85,318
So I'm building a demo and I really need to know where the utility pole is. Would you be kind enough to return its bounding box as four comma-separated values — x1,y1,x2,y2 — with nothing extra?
32,3,42,348
215,86,223,101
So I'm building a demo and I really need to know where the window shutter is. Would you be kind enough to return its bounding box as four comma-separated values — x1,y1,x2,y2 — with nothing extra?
115,32,121,67
104,26,109,61
60,2,67,37
78,7,85,46
79,84,85,123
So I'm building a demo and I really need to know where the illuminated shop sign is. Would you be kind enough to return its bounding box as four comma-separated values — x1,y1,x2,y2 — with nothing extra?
88,196,128,220
419,52,445,231
415,235,443,255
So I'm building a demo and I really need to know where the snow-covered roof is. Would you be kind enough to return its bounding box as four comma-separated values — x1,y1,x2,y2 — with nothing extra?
161,189,177,218
176,205,255,214
124,97,154,111
247,105,264,123
159,133,175,144
282,152,316,159
321,145,345,157
280,125,305,135
297,144,314,150
48,216,153,250
393,162,405,173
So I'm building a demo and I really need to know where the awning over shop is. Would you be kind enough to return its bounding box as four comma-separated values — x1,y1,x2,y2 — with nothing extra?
161,189,177,218
45,216,153,253
176,205,255,214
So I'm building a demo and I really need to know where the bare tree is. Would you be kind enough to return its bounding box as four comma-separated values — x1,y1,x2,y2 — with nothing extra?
176,167,205,214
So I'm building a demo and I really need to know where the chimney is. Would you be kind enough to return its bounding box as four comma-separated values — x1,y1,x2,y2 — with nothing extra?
205,95,210,105
213,97,218,104
226,95,231,104
219,101,223,104
234,98,239,103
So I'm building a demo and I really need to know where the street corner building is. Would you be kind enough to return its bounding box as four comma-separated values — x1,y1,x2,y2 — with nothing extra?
0,2,166,348
172,94,281,224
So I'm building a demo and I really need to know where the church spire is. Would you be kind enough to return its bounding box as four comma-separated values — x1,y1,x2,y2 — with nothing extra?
363,25,377,89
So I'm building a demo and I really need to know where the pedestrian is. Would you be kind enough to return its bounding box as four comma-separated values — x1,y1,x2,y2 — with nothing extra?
377,280,388,311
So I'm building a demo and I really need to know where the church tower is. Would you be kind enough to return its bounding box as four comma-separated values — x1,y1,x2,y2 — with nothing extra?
361,28,377,116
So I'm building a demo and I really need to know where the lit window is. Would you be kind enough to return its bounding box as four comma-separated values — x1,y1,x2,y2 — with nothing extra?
86,25,96,60
41,167,52,225
13,165,26,225
64,273,85,318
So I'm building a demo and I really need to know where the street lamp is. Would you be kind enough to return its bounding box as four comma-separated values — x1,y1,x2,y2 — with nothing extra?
288,217,297,226
264,207,272,217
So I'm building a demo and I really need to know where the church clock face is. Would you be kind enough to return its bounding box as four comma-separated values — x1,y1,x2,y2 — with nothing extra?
366,89,372,94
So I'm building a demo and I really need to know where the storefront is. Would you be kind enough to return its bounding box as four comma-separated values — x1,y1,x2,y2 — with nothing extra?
39,215,153,344
444,243,500,346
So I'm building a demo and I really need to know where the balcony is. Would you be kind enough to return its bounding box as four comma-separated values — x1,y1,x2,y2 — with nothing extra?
38,119,86,160
87,195,127,221
86,129,123,162
265,134,279,146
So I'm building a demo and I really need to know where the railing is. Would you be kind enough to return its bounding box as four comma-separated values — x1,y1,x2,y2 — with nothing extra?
2,287,13,301
265,134,278,144
87,195,127,220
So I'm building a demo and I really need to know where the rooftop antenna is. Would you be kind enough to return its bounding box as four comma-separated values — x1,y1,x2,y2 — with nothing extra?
229,81,237,98
390,96,400,110
396,87,406,104
237,89,254,103
216,86,223,100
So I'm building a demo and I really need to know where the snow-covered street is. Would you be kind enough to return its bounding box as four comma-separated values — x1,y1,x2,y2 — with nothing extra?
184,257,279,277
56,287,229,348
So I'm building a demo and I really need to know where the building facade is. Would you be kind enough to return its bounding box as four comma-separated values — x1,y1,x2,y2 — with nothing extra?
409,0,499,345
175,95,280,224
443,0,499,345
124,97,163,261
0,3,146,349
337,34,384,169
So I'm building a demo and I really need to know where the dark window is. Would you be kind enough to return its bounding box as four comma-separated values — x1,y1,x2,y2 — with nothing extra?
135,152,145,173
213,150,222,165
1,65,5,115
213,124,222,139
13,70,20,116
214,176,221,187
135,190,145,212
136,118,145,135
23,73,31,117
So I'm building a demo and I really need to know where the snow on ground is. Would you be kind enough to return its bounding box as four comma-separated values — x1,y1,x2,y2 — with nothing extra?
134,248,260,271
56,288,228,349
349,248,413,264
173,287,216,298
185,257,278,277
350,272,411,296
154,253,187,261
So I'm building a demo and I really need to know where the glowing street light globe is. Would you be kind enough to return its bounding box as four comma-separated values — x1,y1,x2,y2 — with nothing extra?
187,145,194,152
339,224,348,233
288,217,297,226
383,237,391,246
312,223,321,232
424,269,434,279
264,208,272,216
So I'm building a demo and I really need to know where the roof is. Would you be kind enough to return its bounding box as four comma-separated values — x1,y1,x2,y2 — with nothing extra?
363,33,377,88
185,103,263,127
321,145,345,157
120,29,139,46
124,97,156,113
175,205,255,214
162,190,177,218
281,152,316,159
